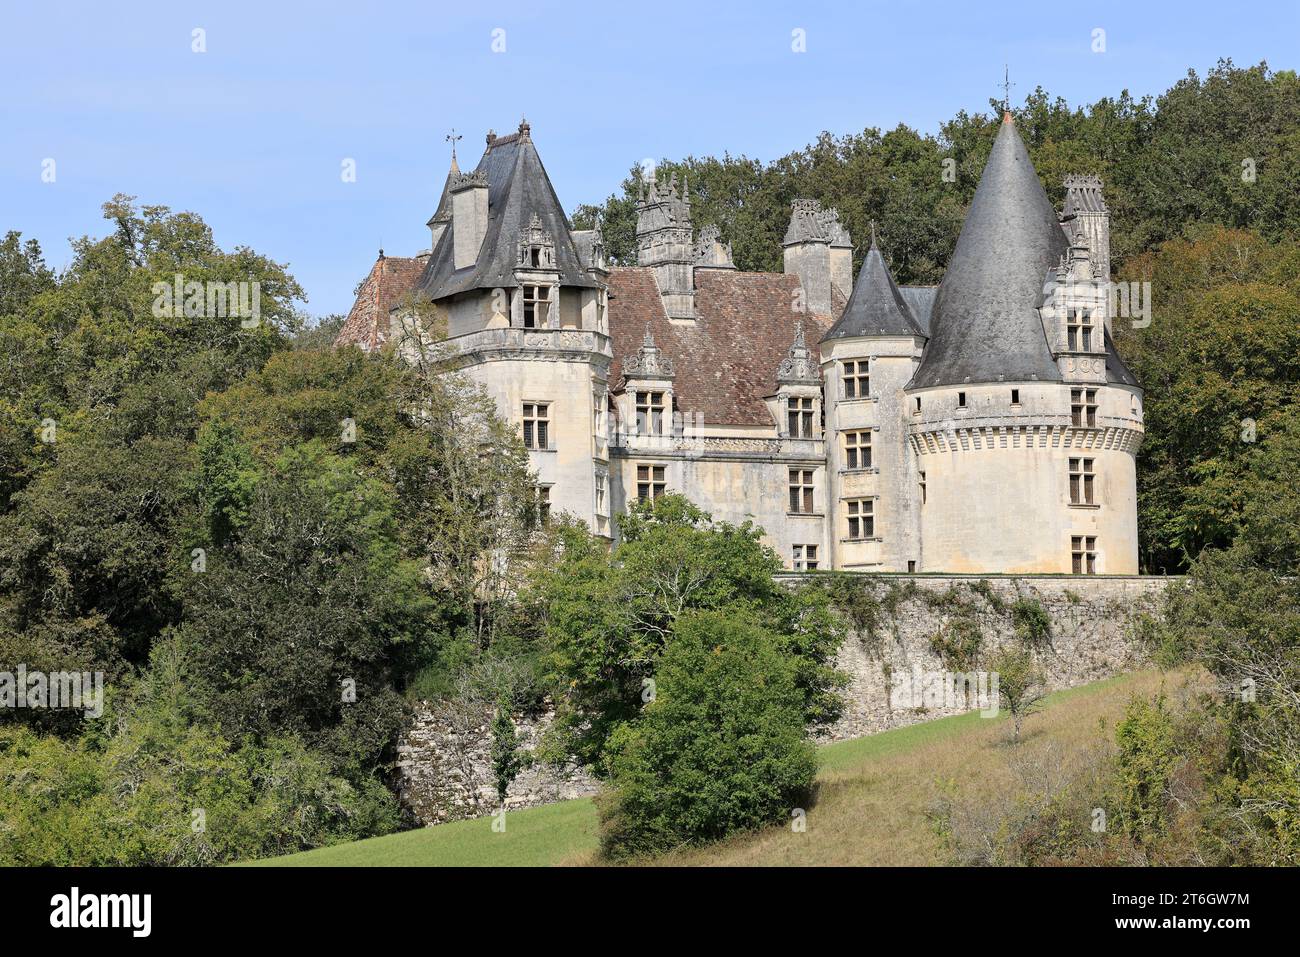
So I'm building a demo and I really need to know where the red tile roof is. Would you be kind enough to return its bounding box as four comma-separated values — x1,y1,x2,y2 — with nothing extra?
334,254,426,351
607,267,835,427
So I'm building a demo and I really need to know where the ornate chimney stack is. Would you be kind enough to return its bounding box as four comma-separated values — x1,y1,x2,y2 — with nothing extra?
783,199,852,316
635,170,695,320
1063,175,1110,282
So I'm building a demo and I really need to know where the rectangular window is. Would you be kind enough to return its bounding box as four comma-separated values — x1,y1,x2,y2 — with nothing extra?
522,402,550,450
788,469,815,514
957,391,967,408
636,464,666,503
1071,388,1099,427
842,360,870,399
594,472,607,516
1069,457,1095,505
919,470,927,504
1071,535,1097,575
914,396,922,413
846,498,874,540
522,285,550,328
787,396,815,438
844,430,872,470
636,391,665,436
792,544,819,571
1067,308,1094,352
1011,388,1020,405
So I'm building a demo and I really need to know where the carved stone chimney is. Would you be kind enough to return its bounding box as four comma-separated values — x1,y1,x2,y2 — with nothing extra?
451,170,490,271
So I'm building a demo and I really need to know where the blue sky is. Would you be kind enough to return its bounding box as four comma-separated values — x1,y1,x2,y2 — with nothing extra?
3,0,1296,318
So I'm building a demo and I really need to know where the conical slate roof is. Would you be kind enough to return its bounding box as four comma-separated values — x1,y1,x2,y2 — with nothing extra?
910,115,1068,388
821,234,927,341
416,124,599,300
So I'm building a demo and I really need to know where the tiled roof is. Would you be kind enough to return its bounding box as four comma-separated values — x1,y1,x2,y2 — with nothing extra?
334,254,425,351
607,267,834,427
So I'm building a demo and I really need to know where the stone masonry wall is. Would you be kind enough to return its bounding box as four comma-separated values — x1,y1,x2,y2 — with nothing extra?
818,574,1173,741
396,574,1175,825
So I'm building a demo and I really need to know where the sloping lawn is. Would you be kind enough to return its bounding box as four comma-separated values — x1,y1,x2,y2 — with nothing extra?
249,669,1187,867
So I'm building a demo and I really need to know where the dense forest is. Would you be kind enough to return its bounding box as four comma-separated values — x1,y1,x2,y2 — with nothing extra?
0,60,1296,864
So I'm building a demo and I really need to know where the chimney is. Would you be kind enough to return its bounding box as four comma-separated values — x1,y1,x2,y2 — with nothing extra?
450,170,489,271
783,199,834,316
635,171,695,320
1063,175,1110,282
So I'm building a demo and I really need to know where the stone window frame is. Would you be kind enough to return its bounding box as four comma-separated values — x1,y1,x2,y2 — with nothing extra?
636,390,666,436
636,463,666,503
1071,387,1099,428
787,395,816,438
841,359,870,399
521,284,552,329
792,543,819,571
522,401,552,451
788,468,816,514
1068,456,1097,506
843,430,872,470
845,497,875,541
1066,307,1094,352
1071,534,1098,575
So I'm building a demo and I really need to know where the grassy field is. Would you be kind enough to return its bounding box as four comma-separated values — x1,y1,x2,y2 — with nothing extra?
250,668,1193,867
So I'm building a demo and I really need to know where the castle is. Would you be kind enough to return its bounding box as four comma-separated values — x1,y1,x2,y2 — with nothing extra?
336,114,1144,574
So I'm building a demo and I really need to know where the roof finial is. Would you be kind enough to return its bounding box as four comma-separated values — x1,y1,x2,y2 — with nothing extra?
1002,65,1015,122
445,129,462,172
642,323,656,349
870,219,878,249
519,115,531,138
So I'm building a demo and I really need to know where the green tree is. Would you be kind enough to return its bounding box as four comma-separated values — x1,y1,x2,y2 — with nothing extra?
598,610,817,859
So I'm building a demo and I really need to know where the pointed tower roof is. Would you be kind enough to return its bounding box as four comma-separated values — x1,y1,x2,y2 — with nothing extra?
821,229,926,341
910,114,1069,388
426,166,456,230
417,121,600,299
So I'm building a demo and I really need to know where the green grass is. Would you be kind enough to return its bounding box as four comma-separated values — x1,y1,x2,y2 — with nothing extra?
244,793,599,867
249,670,1163,867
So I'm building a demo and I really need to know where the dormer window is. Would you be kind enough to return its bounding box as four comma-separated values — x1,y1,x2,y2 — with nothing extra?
522,285,550,328
529,247,542,268
787,396,815,438
1067,308,1093,351
636,391,665,435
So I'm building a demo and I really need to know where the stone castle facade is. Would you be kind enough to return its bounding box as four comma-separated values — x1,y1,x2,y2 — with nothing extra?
337,115,1144,574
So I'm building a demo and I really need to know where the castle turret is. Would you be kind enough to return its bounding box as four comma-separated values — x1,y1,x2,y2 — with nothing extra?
905,113,1143,575
635,171,695,320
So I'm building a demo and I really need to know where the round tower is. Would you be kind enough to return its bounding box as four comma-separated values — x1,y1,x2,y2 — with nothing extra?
905,114,1143,574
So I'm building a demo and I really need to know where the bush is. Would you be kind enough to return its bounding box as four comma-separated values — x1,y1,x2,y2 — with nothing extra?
598,610,817,859
1010,597,1053,649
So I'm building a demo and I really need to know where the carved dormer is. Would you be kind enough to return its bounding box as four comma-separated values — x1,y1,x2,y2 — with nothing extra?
1044,245,1108,384
621,326,675,437
517,213,557,270
774,320,822,440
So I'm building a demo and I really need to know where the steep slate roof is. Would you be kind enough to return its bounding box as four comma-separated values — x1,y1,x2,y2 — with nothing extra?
607,267,834,427
911,115,1069,389
414,126,599,300
821,240,927,342
899,286,936,335
335,254,426,351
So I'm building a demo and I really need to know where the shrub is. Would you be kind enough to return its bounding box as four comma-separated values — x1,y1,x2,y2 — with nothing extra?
1010,597,1053,649
929,616,983,672
988,645,1044,743
598,610,817,859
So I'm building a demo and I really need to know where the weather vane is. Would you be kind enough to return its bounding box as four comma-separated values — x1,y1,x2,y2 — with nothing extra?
1002,65,1015,115
445,129,462,164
